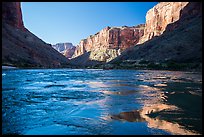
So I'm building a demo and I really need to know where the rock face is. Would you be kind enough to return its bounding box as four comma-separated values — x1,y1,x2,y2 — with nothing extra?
165,2,202,33
2,2,69,68
63,47,76,59
52,43,76,59
72,24,144,62
139,2,189,43
71,2,196,65
109,2,202,71
2,2,25,30
70,2,202,69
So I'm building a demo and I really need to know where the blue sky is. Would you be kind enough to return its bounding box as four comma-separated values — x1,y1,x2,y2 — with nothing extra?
21,2,158,46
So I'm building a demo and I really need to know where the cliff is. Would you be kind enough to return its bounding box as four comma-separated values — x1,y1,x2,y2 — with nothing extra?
52,43,76,59
2,2,25,30
71,2,194,66
72,24,144,63
109,2,202,71
2,2,69,68
139,2,189,43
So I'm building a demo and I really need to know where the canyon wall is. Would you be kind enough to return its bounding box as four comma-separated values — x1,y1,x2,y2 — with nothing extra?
2,2,69,68
52,43,76,59
165,2,202,33
2,2,25,30
139,2,189,43
70,2,201,68
72,24,144,62
109,2,202,71
71,2,192,64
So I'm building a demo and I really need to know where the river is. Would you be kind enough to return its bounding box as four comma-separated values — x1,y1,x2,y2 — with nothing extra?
2,69,202,135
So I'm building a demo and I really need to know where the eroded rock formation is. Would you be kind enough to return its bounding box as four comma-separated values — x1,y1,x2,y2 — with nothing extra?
139,2,189,43
165,2,202,32
109,2,202,71
71,2,194,64
72,25,145,62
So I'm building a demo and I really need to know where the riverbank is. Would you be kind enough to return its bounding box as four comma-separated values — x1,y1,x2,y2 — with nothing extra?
2,62,202,72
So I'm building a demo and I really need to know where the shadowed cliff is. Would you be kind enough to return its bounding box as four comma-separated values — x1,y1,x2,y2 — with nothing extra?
2,2,69,68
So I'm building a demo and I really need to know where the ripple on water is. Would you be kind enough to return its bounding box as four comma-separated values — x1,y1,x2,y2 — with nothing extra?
2,87,16,91
2,69,202,135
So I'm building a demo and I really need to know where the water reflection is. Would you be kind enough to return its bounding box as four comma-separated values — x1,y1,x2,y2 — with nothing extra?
2,69,202,135
111,110,145,122
110,104,200,135
86,71,202,135
108,71,202,135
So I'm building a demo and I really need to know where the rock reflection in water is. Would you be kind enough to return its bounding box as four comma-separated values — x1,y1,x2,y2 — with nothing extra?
109,72,202,135
111,104,200,135
111,110,145,122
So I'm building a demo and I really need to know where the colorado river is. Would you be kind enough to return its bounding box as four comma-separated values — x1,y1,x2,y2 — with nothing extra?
2,69,202,135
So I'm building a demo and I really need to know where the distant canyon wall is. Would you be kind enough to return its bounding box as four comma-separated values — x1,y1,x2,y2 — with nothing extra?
71,2,192,63
52,43,76,59
72,25,145,62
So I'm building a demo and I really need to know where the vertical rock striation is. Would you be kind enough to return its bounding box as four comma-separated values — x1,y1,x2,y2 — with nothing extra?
139,2,189,43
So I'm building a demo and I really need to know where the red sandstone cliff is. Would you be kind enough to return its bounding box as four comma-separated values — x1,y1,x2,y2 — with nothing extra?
71,2,192,64
165,2,202,33
72,25,144,62
109,2,202,71
70,2,201,68
139,2,189,43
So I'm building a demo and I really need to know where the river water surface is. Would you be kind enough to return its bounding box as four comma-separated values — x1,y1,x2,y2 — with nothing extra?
2,69,202,135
